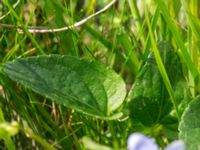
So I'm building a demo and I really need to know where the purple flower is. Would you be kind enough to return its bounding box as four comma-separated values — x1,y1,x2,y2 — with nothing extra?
127,133,185,150
127,133,158,150
165,140,185,150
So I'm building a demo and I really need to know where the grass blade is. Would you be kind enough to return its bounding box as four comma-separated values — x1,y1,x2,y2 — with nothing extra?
155,0,198,80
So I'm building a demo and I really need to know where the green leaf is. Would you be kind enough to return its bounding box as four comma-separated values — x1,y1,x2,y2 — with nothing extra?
179,96,200,150
3,55,126,119
128,41,189,126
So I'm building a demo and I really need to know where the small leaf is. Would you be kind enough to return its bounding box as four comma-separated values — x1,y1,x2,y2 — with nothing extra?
179,96,200,150
3,55,126,119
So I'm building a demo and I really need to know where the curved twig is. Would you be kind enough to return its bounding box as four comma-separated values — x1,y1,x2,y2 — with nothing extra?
1,0,117,34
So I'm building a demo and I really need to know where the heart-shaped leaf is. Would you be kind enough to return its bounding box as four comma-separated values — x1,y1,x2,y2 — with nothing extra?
128,41,189,126
3,55,126,119
179,96,200,150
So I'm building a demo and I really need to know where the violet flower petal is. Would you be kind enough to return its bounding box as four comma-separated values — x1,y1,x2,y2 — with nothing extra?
127,133,159,150
165,140,185,150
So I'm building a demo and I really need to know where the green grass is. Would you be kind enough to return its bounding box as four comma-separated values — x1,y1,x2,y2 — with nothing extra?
0,0,200,149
